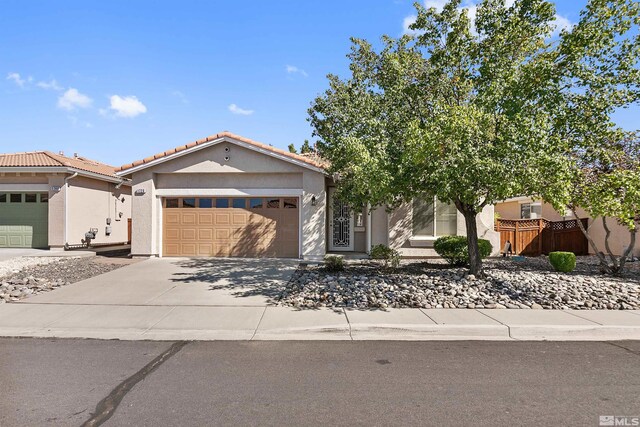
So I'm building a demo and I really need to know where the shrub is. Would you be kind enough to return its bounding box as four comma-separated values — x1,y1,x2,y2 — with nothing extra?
433,236,493,266
548,251,576,273
369,244,401,269
324,255,345,272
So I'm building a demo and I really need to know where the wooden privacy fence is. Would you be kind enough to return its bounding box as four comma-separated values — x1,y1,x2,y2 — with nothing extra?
495,218,589,256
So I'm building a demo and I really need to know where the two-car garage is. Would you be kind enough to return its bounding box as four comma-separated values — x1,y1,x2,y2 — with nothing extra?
162,196,299,258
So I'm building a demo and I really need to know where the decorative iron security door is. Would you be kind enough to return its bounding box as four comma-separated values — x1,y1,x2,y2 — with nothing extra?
329,189,354,251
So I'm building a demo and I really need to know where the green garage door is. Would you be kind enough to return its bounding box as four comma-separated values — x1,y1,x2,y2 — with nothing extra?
0,193,49,248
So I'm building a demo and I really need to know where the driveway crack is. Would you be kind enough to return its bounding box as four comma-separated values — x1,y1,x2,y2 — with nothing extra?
81,340,189,427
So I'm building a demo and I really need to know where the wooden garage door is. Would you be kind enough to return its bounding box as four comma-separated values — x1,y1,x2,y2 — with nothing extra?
162,197,299,258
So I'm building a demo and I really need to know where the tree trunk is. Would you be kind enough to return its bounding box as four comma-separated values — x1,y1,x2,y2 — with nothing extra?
572,208,610,271
456,201,483,277
602,217,619,271
618,228,637,274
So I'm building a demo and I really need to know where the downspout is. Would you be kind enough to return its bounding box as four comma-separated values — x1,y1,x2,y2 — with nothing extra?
63,172,78,248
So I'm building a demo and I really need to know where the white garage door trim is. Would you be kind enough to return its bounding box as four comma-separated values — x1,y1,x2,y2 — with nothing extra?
155,189,304,258
0,184,49,191
155,188,303,197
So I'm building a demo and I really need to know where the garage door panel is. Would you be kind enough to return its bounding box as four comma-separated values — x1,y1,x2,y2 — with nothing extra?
214,228,231,240
181,229,197,240
197,243,213,256
164,244,180,256
215,213,231,225
180,243,197,256
165,213,180,225
165,229,180,240
181,213,197,225
198,213,213,225
198,229,213,240
163,197,298,258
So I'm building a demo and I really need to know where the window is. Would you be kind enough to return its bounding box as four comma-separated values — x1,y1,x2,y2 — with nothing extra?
249,198,263,209
10,193,22,203
266,198,280,208
182,198,196,208
283,198,297,209
25,194,37,203
198,198,213,208
165,198,179,208
232,198,246,209
521,202,542,219
216,198,229,208
412,198,457,237
40,193,48,203
0,194,6,203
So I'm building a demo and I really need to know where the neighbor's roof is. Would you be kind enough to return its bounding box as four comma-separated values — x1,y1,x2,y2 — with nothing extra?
0,151,120,179
116,131,327,173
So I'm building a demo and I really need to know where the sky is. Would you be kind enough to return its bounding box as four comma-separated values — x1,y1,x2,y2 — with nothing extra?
1,0,636,167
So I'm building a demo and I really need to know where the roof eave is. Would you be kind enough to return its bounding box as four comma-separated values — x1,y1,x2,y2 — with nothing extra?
115,135,328,176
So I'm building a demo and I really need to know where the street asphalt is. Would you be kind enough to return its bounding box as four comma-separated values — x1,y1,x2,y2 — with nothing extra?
1,338,639,426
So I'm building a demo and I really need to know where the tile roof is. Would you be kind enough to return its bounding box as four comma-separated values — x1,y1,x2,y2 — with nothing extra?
0,151,120,179
116,131,327,172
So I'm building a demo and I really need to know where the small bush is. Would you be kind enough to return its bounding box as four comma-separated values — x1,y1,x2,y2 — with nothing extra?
324,255,345,272
548,251,576,273
369,244,401,269
433,236,493,266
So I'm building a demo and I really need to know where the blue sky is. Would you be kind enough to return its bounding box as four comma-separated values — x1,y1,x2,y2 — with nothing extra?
1,0,636,167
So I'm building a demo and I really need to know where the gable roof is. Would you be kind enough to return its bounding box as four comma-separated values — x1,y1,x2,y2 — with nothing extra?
0,151,122,180
116,131,327,175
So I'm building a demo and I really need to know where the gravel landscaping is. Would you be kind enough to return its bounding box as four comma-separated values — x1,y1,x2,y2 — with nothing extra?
0,256,133,303
278,256,640,310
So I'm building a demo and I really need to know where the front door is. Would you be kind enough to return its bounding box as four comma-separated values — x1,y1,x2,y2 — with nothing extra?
328,188,354,251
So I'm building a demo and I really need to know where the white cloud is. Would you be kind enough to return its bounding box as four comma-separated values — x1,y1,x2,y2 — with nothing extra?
106,95,147,118
286,65,308,77
37,79,63,91
6,72,27,87
228,103,254,116
552,14,573,35
403,0,572,38
57,88,92,110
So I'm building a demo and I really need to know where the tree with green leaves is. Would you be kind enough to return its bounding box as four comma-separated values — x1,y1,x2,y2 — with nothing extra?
310,0,563,275
300,139,313,154
288,143,298,154
309,0,639,276
538,0,640,274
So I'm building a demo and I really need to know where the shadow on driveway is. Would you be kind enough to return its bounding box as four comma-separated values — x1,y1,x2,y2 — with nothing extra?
169,258,300,301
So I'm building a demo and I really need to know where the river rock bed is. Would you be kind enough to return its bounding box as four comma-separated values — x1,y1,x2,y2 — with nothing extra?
0,256,130,302
277,256,640,310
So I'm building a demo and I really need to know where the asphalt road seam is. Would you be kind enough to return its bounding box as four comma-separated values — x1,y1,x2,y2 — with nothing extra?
606,341,640,358
81,340,189,427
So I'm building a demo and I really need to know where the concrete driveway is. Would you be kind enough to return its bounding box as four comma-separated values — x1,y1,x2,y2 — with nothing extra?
23,257,299,306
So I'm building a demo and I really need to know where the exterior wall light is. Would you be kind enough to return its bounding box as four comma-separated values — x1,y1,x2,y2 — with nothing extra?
311,196,317,206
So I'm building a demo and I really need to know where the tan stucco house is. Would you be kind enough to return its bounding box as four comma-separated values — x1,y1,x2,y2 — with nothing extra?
496,197,639,257
0,151,132,249
117,132,499,260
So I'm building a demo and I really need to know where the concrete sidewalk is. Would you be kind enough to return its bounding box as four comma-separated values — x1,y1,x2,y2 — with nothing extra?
1,303,639,341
